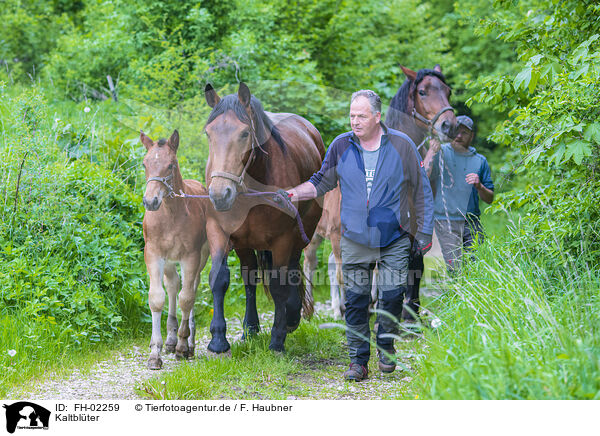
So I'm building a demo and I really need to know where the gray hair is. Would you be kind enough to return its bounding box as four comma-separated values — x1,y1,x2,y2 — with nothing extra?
351,89,381,115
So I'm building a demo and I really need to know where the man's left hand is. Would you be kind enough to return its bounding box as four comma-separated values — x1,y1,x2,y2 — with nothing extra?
415,232,432,256
466,173,481,189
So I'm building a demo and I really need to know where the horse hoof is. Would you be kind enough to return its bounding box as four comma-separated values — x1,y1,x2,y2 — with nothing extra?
206,349,232,359
207,338,231,354
164,343,176,354
147,357,163,370
268,343,285,353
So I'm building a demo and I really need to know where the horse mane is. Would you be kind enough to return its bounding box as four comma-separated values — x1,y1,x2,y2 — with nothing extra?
205,94,286,154
386,68,448,131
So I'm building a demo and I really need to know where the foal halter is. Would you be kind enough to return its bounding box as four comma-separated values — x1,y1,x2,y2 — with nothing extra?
146,170,175,198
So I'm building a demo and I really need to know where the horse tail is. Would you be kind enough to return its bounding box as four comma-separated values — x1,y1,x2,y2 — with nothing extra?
257,250,272,298
300,268,314,320
256,249,314,320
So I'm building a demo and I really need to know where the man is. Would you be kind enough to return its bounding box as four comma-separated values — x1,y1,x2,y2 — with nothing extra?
285,90,433,381
423,115,494,272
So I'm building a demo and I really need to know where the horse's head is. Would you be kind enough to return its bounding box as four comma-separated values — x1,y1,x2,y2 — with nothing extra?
204,82,256,212
141,130,179,211
402,64,457,142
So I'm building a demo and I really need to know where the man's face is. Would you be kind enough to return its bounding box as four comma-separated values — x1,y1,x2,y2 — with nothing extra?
350,96,381,140
452,125,473,148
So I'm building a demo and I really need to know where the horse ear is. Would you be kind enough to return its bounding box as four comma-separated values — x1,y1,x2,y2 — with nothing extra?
168,129,179,152
400,65,417,81
205,84,220,108
140,130,154,150
238,82,251,107
434,64,442,73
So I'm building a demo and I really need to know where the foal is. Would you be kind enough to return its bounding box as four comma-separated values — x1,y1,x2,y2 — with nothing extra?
141,130,209,369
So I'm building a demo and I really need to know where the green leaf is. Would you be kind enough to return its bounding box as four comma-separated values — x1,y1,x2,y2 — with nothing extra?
565,139,592,165
584,122,600,144
514,67,532,91
528,69,540,93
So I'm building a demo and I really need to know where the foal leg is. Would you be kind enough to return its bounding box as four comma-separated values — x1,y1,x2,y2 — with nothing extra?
145,251,166,370
236,248,260,339
303,233,322,318
175,256,201,360
331,234,345,319
328,251,343,320
163,262,180,353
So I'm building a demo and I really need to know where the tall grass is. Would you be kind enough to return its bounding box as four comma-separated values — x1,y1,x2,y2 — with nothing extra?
414,219,600,399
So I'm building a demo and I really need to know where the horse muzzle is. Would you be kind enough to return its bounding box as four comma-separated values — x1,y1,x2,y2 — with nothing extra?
209,184,237,211
143,195,163,211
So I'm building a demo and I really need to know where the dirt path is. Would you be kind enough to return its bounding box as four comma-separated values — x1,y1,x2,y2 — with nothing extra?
8,299,427,400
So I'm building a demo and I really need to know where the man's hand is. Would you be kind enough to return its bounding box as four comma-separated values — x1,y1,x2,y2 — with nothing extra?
273,189,293,208
465,173,481,189
415,232,432,256
429,137,441,153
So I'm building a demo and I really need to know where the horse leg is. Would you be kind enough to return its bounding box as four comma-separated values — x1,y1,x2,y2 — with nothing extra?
145,251,166,370
163,262,180,353
206,219,231,354
188,242,209,353
302,233,322,318
268,244,292,352
402,249,423,321
175,256,201,360
331,233,345,319
236,248,260,339
285,250,304,332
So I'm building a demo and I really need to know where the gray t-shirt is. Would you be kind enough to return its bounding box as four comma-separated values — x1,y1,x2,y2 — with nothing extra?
360,147,380,199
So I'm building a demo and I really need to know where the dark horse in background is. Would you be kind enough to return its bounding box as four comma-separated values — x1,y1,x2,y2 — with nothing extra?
203,83,324,353
385,64,456,321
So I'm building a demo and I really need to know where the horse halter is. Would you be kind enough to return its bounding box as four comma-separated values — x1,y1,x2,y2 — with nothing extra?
209,114,264,192
146,170,175,198
412,106,454,137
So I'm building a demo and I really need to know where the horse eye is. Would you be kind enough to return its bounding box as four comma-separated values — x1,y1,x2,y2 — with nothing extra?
418,89,427,96
168,164,174,170
241,131,249,139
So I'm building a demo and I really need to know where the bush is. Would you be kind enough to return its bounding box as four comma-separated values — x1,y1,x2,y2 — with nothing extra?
0,85,147,391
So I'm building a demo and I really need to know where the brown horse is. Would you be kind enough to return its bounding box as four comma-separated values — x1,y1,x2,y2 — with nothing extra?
304,64,456,322
203,82,324,353
141,130,209,369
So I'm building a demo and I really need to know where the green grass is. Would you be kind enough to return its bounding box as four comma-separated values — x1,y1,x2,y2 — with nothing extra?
412,226,600,399
137,316,347,400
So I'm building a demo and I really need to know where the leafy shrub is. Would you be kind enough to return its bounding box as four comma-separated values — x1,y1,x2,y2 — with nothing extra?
0,85,147,390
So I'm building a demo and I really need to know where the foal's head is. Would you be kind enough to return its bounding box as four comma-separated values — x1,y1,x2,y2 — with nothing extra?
141,130,179,211
204,83,256,211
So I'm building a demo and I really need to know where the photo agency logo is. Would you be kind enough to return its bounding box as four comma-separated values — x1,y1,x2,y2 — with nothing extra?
3,402,50,434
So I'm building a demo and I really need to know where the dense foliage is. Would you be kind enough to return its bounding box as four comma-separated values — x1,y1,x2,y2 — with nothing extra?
0,86,147,389
1,0,598,399
472,0,600,265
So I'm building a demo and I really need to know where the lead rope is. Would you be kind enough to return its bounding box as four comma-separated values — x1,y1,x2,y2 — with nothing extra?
172,189,310,245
